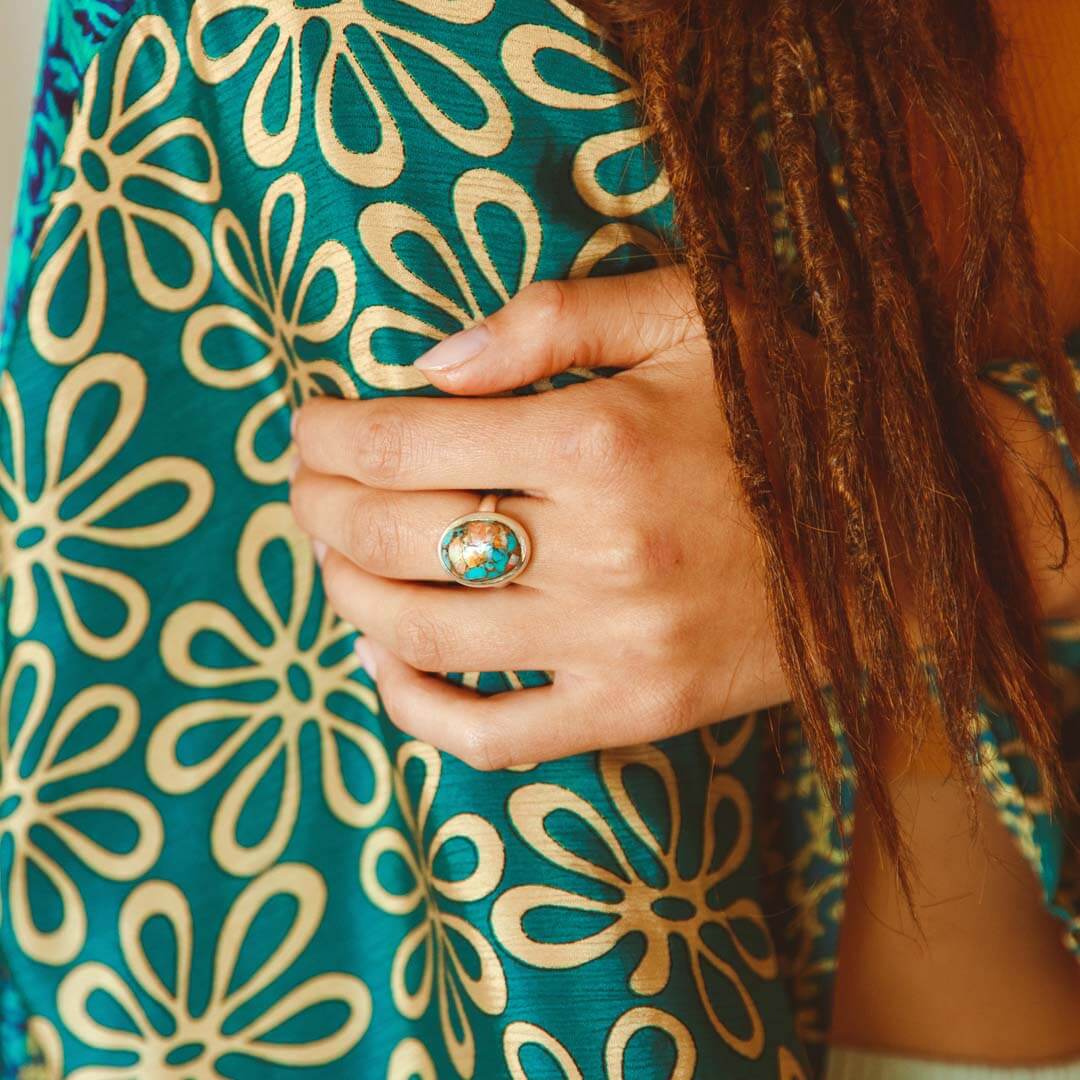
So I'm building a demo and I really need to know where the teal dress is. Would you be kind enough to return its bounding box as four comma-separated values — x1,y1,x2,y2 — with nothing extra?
0,3,1078,1078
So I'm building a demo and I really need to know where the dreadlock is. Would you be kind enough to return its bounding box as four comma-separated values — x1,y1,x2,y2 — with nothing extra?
577,0,1080,892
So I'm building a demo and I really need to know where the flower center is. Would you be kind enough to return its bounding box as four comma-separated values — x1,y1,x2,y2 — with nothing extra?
650,896,697,922
165,1041,206,1067
287,661,313,703
0,794,22,824
0,788,36,838
15,525,46,551
80,148,111,193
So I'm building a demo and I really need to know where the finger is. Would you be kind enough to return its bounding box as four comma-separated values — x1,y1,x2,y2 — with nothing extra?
411,265,705,395
290,467,554,584
320,550,571,672
293,388,626,495
354,638,619,770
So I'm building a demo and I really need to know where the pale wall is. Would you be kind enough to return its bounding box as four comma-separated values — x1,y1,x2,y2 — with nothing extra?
0,1,49,298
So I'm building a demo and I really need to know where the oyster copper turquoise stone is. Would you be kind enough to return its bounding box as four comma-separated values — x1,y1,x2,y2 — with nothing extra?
438,505,531,588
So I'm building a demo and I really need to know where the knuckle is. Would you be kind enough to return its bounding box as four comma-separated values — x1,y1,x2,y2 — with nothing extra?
599,524,651,585
358,407,412,486
318,555,346,613
672,677,705,728
638,521,685,579
459,724,510,772
350,501,405,571
519,278,568,330
600,522,681,586
291,404,311,455
394,608,450,671
556,407,643,481
635,597,690,657
288,474,310,528
652,679,703,740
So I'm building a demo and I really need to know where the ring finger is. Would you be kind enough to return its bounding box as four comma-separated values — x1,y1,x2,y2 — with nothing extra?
290,465,554,586
319,552,575,673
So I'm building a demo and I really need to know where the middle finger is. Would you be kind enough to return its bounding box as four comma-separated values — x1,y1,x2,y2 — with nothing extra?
294,393,588,495
291,466,557,585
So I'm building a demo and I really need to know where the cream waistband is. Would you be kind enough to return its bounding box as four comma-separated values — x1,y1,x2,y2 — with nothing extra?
825,1048,1080,1080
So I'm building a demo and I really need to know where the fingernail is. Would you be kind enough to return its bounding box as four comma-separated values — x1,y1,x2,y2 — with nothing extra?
290,411,299,441
313,540,327,564
354,637,378,678
414,323,491,372
288,453,300,483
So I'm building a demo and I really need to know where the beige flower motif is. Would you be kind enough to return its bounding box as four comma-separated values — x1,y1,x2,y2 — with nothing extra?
0,641,163,965
182,172,358,484
603,1009,697,1079
359,741,507,1078
57,864,371,1077
503,1022,581,1080
25,1015,64,1080
781,777,851,913
149,502,391,876
351,168,540,391
500,0,670,220
28,15,221,366
492,723,778,1060
187,0,512,188
976,714,1043,874
762,709,850,1048
503,1007,696,1079
387,1038,437,1080
352,167,669,391
0,355,213,659
778,1046,809,1080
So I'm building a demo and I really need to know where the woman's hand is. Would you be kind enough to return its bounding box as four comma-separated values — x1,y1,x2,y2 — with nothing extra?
290,265,792,769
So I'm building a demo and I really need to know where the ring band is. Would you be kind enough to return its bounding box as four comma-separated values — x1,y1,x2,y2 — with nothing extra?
438,493,532,588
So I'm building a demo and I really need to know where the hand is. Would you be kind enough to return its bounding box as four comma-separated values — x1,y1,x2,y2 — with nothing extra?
290,265,793,769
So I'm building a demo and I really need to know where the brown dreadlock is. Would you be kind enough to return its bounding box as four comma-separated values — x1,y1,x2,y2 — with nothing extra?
576,0,1080,889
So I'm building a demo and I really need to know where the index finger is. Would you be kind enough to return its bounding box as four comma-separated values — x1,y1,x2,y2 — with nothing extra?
293,385,609,494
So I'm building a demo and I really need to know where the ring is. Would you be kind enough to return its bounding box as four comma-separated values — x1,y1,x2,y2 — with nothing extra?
438,494,532,588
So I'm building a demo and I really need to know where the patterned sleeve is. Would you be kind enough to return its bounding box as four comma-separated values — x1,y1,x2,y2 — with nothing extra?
2,1,135,358
977,330,1080,487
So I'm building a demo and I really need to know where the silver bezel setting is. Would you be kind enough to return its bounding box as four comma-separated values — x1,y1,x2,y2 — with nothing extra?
437,510,532,589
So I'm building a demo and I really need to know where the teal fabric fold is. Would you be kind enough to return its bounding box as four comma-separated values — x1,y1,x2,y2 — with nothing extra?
1,3,1078,1078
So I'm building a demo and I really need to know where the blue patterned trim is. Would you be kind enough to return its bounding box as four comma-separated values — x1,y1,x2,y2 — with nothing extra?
978,336,1080,486
0,968,31,1080
1,0,135,360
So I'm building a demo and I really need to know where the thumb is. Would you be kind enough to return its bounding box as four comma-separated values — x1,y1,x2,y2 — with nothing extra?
413,263,704,395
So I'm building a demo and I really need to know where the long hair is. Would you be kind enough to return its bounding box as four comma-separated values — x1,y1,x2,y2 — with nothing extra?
579,0,1080,890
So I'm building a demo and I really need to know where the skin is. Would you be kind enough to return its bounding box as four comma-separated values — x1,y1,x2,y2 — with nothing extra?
289,260,1080,768
290,0,1080,1058
832,0,1080,1060
291,264,1080,1060
291,268,793,769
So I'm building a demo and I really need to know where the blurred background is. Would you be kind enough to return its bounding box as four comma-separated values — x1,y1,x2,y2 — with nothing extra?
1,2,48,298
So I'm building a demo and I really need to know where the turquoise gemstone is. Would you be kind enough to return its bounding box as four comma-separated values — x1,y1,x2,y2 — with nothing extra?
440,517,524,586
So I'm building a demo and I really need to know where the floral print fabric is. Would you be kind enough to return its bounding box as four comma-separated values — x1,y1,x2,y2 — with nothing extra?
1,2,1078,1078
